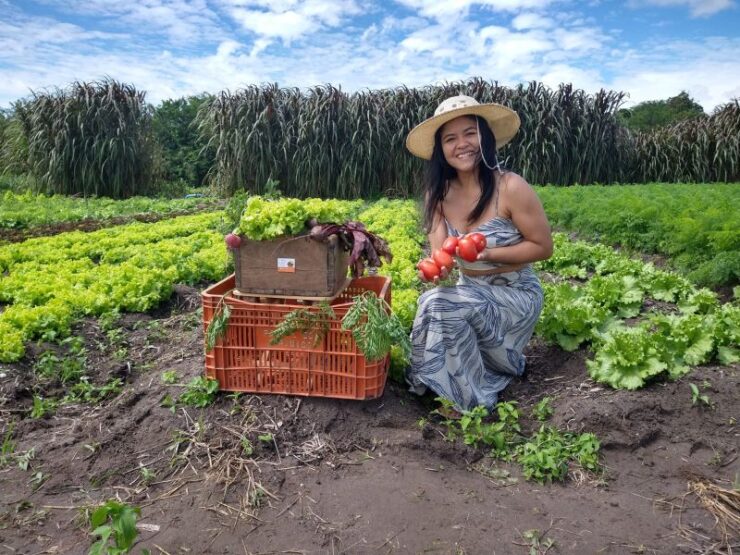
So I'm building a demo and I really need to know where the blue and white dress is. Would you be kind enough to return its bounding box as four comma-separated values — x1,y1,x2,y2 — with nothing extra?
406,216,543,412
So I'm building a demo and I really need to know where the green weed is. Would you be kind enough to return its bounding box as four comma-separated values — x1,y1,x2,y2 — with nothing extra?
532,397,554,421
179,377,219,408
161,370,178,384
88,499,149,555
16,448,35,471
0,424,15,467
30,395,57,419
689,383,713,408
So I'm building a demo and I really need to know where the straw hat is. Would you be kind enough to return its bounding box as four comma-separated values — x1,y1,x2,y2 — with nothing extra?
406,95,520,160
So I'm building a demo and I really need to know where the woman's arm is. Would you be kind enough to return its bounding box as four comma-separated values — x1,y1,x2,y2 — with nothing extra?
477,174,553,265
427,201,448,253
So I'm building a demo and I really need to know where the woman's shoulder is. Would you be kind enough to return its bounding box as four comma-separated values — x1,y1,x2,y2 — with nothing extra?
498,171,536,217
499,171,531,192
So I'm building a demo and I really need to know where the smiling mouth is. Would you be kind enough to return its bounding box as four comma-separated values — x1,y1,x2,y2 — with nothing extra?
456,151,476,159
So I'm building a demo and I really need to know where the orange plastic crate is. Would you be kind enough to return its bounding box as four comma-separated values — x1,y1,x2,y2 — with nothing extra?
202,274,391,400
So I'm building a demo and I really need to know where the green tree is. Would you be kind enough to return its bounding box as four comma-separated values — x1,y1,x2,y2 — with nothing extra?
0,109,8,172
618,91,705,132
0,109,7,140
151,94,214,187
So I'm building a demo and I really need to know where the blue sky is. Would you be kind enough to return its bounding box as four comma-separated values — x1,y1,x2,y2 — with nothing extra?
1,0,738,112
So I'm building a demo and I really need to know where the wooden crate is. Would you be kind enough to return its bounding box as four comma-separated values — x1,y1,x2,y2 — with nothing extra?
234,234,350,298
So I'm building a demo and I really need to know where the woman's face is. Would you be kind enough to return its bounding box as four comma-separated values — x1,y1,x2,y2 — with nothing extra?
439,115,480,173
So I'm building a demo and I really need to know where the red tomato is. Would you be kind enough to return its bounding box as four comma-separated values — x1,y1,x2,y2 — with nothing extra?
457,237,479,262
432,249,455,272
467,232,487,252
441,236,459,256
417,258,441,281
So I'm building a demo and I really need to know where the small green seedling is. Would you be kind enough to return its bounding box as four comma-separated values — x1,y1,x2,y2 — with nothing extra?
88,499,149,555
241,438,254,456
226,392,243,415
689,383,712,408
532,397,554,421
30,395,57,419
29,471,47,491
139,465,156,486
521,528,555,555
179,377,219,408
16,448,35,471
161,370,178,384
1,425,15,467
160,394,176,413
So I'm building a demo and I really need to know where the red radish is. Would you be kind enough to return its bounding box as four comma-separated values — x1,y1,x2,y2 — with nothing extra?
457,237,479,262
468,232,487,252
432,249,455,272
417,258,441,281
441,236,459,256
225,233,242,249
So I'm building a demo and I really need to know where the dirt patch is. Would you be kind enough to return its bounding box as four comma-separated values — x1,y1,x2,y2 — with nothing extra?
0,205,222,243
0,291,738,555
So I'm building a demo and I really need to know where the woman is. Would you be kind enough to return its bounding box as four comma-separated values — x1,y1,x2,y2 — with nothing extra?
405,95,553,414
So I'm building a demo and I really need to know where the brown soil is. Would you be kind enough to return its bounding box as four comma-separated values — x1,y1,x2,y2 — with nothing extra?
0,205,222,243
0,286,738,555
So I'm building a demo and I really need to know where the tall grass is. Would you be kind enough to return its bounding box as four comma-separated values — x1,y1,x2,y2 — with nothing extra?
7,77,738,199
198,78,627,197
630,100,740,183
14,79,155,198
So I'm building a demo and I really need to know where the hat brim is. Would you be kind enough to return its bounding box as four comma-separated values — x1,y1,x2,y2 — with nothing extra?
406,103,520,160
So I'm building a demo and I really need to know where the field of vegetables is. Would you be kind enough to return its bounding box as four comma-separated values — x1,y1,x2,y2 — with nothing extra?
536,183,740,288
0,185,737,554
0,191,222,243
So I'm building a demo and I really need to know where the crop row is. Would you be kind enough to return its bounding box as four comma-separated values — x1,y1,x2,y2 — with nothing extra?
0,191,221,230
536,183,740,288
538,234,739,388
1,200,736,393
0,212,228,362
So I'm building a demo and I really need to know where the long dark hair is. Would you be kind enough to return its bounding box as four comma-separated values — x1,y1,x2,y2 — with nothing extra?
422,115,501,233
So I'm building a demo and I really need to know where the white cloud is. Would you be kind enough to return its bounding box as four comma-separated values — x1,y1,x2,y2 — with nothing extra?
394,0,555,21
229,9,319,40
37,0,224,44
0,17,126,58
609,37,740,109
222,0,361,42
538,64,606,90
400,35,439,53
552,26,605,51
630,0,735,17
1,0,738,115
511,12,553,29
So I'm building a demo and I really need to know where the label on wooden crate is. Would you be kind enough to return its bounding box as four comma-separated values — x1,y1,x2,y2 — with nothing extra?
277,257,296,273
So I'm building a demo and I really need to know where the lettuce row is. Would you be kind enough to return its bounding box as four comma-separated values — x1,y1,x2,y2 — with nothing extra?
0,190,220,230
0,213,228,362
538,232,738,389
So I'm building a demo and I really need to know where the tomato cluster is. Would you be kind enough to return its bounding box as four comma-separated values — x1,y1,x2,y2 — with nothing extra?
416,232,487,281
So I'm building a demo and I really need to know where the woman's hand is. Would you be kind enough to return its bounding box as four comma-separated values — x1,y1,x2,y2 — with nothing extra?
417,266,450,284
417,261,450,284
416,258,450,285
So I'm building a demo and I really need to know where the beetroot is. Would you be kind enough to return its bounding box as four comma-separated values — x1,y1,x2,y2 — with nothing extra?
225,233,242,249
